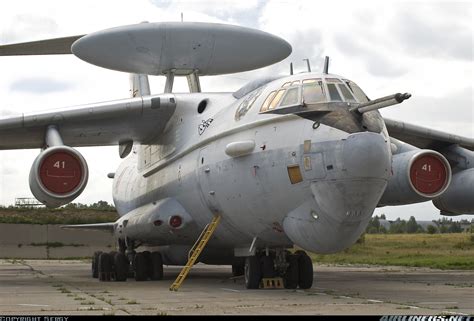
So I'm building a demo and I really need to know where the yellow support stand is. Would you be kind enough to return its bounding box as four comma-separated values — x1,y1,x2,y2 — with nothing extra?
169,215,221,291
260,278,284,289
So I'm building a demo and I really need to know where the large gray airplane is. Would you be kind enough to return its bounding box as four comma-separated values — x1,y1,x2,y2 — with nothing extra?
1,22,473,290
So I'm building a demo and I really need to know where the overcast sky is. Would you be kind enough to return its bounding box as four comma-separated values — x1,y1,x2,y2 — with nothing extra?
0,0,472,221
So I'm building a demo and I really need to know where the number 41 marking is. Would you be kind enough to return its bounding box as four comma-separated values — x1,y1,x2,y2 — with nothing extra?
422,164,431,172
53,161,66,169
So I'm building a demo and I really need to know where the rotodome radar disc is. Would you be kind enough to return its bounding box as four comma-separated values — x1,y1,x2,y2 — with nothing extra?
71,22,292,76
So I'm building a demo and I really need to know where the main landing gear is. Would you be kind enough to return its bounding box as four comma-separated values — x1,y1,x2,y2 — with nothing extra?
243,250,313,290
92,249,164,282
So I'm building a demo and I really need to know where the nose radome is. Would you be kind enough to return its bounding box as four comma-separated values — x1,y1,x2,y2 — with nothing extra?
282,132,392,253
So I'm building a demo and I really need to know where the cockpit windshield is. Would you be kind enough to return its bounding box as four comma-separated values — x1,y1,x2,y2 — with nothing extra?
258,76,370,113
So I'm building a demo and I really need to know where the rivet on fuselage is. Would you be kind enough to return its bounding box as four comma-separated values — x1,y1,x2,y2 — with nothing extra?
311,210,319,220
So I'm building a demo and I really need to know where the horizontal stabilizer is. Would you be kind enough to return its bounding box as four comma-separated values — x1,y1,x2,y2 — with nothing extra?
0,35,84,56
61,222,115,232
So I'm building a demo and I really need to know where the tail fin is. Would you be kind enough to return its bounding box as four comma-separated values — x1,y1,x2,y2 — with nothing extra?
129,74,150,97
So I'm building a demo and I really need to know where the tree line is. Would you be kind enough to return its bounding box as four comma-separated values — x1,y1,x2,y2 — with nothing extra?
366,214,473,234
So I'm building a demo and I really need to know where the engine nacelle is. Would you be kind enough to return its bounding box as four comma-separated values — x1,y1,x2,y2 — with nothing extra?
433,168,474,215
29,146,88,208
379,150,451,206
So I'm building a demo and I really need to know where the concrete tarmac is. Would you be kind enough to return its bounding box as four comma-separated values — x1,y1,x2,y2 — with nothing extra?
0,259,473,315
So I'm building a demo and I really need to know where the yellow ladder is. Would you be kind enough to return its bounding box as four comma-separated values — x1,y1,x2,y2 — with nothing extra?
169,215,221,291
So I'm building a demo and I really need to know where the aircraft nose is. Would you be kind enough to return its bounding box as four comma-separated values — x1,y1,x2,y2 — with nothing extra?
283,132,391,253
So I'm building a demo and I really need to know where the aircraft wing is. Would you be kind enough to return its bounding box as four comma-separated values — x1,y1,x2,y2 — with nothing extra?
0,94,176,150
384,118,474,151
61,222,115,232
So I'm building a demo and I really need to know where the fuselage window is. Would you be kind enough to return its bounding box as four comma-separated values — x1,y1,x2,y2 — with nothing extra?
302,79,325,103
268,89,286,110
327,83,342,101
260,91,277,112
282,82,291,88
290,80,300,86
345,80,370,103
337,84,356,102
279,86,299,107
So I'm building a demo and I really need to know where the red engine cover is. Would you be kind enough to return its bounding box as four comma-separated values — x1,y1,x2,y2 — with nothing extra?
39,151,83,195
410,154,448,195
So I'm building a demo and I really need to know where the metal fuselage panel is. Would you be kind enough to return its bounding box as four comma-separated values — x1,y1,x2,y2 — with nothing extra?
112,75,392,253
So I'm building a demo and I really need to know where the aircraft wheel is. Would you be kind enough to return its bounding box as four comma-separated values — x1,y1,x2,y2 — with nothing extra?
283,255,299,289
244,256,261,289
92,251,102,278
134,252,148,281
150,252,164,280
261,256,276,278
232,263,245,277
114,252,129,282
98,252,112,281
142,251,152,279
297,252,313,289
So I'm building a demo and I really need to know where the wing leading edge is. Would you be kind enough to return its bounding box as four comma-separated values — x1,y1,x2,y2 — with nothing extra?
0,94,176,150
384,118,474,152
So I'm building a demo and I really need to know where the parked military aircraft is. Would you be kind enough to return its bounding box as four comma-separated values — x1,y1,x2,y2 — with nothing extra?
1,22,473,290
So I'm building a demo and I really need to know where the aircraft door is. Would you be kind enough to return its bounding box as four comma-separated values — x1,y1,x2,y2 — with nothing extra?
197,146,222,214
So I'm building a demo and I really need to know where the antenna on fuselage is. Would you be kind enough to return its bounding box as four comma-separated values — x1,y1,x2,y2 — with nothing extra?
290,62,294,75
323,56,330,74
181,12,184,22
303,58,311,72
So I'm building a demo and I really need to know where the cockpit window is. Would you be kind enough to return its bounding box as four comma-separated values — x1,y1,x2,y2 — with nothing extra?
345,80,369,102
280,86,299,107
269,89,286,110
260,91,277,112
302,79,325,103
325,78,342,83
290,80,300,86
282,82,291,88
337,84,356,102
235,87,263,121
327,83,342,101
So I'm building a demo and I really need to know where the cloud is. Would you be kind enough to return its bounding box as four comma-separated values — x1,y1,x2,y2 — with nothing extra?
0,14,58,43
392,3,473,61
10,77,73,94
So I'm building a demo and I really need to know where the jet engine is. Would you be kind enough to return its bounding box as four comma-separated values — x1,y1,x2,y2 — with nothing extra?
433,168,474,215
29,145,89,208
379,150,451,206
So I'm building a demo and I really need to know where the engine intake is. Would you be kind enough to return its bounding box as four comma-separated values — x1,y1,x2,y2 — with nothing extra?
433,168,474,215
379,150,451,206
29,146,88,208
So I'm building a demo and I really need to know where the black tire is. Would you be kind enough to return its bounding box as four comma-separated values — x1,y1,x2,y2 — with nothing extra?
297,252,313,289
134,252,148,281
142,251,152,280
98,252,112,282
92,251,102,278
283,255,299,289
114,252,129,282
232,263,245,277
150,252,164,280
244,256,261,289
261,256,276,278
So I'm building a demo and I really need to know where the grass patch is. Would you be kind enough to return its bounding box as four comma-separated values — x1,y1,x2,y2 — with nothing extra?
127,300,138,305
310,233,474,270
0,207,118,225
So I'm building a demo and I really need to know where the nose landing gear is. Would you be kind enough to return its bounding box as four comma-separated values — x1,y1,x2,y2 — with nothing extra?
243,250,313,290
